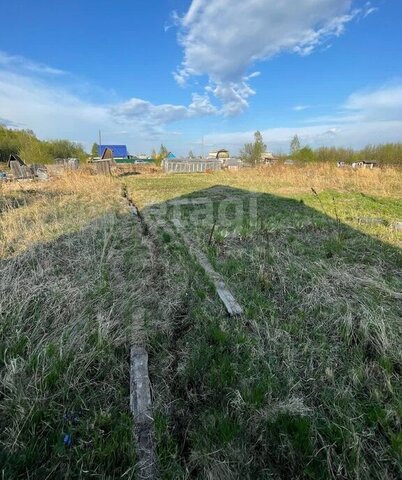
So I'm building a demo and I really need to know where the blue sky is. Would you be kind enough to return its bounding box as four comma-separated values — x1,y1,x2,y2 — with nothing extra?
0,0,401,155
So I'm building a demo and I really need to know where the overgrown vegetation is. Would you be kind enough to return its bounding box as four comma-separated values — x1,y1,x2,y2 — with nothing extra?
0,125,87,164
1,165,401,478
291,143,402,165
0,174,152,478
126,166,401,479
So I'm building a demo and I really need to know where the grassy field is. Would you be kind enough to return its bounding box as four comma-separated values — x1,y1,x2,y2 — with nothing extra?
125,164,402,479
1,164,401,479
0,174,156,478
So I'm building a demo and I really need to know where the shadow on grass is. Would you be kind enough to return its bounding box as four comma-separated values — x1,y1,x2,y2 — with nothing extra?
1,183,400,479
140,184,402,479
117,171,141,177
0,212,146,479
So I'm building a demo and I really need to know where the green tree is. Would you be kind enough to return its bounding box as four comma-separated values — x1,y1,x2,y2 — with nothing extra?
0,126,37,163
294,146,315,163
153,144,169,166
45,140,86,161
239,131,266,166
91,143,99,157
290,135,301,154
159,144,168,159
188,150,195,159
19,137,52,164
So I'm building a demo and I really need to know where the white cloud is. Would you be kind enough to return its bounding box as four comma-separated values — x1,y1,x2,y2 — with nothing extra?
0,71,110,141
203,120,402,153
177,0,355,81
300,84,402,125
0,61,217,151
111,92,217,123
344,84,402,120
174,0,373,113
206,81,255,116
203,83,402,153
363,3,378,18
293,105,311,112
0,50,66,76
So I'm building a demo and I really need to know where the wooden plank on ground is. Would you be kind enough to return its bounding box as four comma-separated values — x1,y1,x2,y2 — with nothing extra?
357,217,387,225
172,219,243,317
130,346,158,479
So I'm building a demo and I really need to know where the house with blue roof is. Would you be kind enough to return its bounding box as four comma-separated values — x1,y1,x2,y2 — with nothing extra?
98,145,129,159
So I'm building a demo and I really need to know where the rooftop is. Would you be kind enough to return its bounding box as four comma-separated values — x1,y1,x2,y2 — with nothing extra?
98,145,128,158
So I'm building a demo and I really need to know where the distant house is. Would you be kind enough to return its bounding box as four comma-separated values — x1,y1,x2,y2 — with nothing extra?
166,152,176,159
208,149,230,160
261,151,273,160
261,152,277,165
98,145,129,159
352,161,378,169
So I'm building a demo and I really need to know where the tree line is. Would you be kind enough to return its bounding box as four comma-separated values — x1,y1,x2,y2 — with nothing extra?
240,131,402,165
1,124,401,166
0,126,87,164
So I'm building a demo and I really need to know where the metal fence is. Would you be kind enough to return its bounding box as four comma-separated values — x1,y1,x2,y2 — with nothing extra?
164,160,221,174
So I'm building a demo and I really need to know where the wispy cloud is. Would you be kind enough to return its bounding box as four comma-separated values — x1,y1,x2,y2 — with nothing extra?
203,120,402,153
0,116,23,128
344,84,402,120
0,55,218,149
363,1,378,18
0,50,66,76
293,105,311,112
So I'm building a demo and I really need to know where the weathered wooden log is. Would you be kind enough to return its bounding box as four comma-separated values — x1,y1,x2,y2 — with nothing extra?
172,218,243,317
130,346,158,479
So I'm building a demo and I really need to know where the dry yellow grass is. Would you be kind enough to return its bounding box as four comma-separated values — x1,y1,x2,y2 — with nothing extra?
125,163,402,249
126,163,401,209
0,172,152,478
234,163,402,196
0,173,123,259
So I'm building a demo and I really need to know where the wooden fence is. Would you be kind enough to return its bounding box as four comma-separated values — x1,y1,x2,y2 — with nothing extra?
164,160,221,174
95,160,112,175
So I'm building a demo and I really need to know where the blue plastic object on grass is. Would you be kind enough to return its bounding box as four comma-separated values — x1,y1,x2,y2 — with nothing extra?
63,434,72,447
